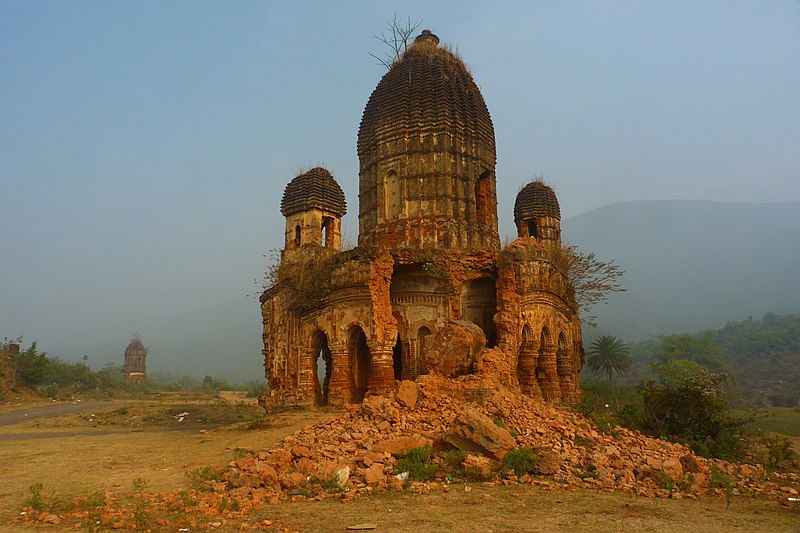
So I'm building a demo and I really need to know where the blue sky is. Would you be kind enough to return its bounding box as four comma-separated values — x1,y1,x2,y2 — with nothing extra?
1,1,798,379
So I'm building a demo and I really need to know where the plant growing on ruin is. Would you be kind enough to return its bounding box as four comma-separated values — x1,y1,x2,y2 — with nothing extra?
501,448,539,477
395,445,438,482
548,245,625,327
368,14,422,69
260,246,345,313
185,466,223,491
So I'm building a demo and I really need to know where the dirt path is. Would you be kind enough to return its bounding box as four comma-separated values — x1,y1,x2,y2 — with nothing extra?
0,400,127,427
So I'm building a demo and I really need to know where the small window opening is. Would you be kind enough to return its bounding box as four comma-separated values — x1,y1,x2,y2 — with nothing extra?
527,220,538,238
322,217,333,247
294,225,301,246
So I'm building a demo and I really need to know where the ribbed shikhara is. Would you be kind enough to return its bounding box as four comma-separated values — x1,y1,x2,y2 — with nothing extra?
280,167,347,217
514,181,561,222
357,46,495,156
124,339,147,360
356,30,499,250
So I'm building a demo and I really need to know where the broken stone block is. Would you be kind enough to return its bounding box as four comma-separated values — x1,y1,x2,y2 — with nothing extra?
364,463,386,485
361,395,398,421
373,435,432,456
463,454,494,480
395,380,418,409
423,321,485,377
443,407,515,460
660,457,683,480
255,462,278,483
532,449,561,475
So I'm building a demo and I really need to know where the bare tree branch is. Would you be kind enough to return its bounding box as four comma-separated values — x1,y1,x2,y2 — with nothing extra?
550,244,626,327
368,14,422,69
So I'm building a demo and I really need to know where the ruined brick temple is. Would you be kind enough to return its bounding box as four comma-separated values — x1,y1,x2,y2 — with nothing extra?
261,31,583,408
123,337,147,384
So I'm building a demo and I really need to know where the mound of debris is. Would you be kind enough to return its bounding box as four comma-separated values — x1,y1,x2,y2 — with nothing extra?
221,374,799,502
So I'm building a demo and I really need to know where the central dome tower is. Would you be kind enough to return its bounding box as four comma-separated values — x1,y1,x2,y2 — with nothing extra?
357,30,499,250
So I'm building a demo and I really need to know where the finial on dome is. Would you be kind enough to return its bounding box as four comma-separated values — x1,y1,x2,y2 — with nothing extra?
413,29,439,47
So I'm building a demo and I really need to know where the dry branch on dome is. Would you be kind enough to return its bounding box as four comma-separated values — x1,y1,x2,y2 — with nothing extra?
258,31,589,410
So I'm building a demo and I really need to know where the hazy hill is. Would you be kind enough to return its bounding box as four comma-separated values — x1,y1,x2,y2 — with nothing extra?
58,199,799,383
562,200,800,341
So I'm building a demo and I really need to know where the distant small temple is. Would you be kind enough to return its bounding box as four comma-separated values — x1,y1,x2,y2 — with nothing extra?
123,338,147,383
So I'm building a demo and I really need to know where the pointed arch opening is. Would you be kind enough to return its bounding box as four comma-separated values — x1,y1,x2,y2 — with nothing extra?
557,332,574,401
349,326,371,403
321,217,329,247
393,334,403,381
537,327,551,379
311,331,332,406
517,323,535,394
461,278,498,347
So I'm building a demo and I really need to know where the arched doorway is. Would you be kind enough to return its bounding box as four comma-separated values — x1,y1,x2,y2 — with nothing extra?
393,334,403,381
538,327,557,401
349,326,371,402
461,278,498,347
312,331,332,406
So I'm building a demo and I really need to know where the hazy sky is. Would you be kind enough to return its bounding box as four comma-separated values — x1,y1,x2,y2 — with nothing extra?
2,1,798,379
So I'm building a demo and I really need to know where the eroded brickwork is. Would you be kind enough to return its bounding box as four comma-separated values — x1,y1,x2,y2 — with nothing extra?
260,31,584,409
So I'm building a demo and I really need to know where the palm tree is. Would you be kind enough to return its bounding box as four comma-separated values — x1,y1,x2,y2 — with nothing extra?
586,335,632,381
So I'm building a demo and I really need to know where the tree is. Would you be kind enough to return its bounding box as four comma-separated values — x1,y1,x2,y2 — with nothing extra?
368,14,422,69
586,335,632,381
654,332,726,372
637,365,750,460
14,342,48,387
550,245,625,327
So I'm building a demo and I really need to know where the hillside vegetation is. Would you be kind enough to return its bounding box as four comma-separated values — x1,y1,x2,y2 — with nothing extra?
622,313,800,407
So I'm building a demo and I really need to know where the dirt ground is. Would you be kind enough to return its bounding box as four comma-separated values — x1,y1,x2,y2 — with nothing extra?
0,395,798,532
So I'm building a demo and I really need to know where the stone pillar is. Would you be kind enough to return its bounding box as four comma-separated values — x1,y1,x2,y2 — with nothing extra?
327,348,351,406
367,347,395,395
557,355,575,403
517,347,542,399
297,351,316,406
537,351,561,402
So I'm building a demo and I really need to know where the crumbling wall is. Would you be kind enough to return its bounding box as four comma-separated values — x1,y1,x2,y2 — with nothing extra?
493,238,583,402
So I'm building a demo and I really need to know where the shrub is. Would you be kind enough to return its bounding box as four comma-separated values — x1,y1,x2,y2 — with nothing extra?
501,448,538,477
185,466,223,491
395,445,437,481
15,343,48,387
760,434,796,471
26,482,44,511
442,449,467,474
636,366,751,460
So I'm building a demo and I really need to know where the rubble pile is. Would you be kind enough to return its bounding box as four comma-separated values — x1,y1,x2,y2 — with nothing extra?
221,374,799,502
